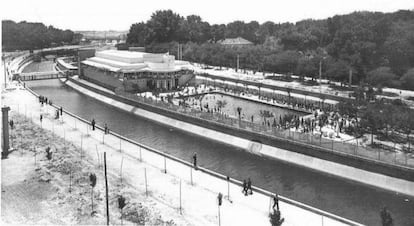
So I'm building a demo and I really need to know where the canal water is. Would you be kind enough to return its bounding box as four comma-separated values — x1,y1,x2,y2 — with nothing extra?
27,79,414,225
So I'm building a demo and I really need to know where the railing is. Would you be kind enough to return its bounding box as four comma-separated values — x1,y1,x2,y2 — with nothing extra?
23,84,363,226
19,72,65,81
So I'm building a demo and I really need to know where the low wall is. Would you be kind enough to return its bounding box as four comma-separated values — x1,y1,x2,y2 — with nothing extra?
64,78,414,197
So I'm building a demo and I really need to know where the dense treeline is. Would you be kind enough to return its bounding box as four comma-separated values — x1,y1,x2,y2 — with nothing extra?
2,20,82,51
127,10,414,90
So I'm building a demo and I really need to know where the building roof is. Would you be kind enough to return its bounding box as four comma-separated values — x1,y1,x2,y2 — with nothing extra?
83,50,191,73
219,37,253,45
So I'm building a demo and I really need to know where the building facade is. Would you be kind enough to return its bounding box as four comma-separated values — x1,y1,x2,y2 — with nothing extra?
81,50,194,92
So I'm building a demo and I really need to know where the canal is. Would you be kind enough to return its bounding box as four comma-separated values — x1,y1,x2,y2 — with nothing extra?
27,79,414,225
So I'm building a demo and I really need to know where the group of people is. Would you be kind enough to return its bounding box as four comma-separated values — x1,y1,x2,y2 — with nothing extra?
38,95,51,106
90,119,110,135
242,178,253,196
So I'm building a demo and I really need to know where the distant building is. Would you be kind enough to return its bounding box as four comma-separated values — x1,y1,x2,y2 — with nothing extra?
81,50,194,92
218,37,253,46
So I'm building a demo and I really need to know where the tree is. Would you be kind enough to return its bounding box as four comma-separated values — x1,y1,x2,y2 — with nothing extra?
325,59,350,85
126,22,149,46
367,67,397,87
400,68,414,91
295,56,318,78
210,24,226,42
337,100,358,118
360,101,386,145
397,108,414,152
146,10,183,43
2,20,80,51
269,209,285,226
118,195,126,225
383,20,414,75
89,173,97,214
216,100,227,111
45,147,52,161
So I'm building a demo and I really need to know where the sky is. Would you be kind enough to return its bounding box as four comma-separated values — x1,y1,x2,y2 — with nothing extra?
1,0,414,31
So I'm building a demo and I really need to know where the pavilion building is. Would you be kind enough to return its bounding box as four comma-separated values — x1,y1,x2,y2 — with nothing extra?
81,50,194,92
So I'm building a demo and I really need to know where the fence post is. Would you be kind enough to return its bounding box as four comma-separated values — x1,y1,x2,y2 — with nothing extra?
144,168,148,197
227,176,230,201
190,168,193,185
63,128,66,151
179,179,182,215
96,145,100,168
80,135,83,162
164,157,167,174
218,204,221,226
139,146,142,162
120,155,124,185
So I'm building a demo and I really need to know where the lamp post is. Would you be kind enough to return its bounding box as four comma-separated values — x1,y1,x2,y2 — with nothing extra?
236,54,239,72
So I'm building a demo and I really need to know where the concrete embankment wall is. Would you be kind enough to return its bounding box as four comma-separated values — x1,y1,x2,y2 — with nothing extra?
64,78,414,197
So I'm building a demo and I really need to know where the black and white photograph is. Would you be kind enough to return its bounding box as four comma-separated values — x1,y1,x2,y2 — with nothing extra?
1,0,414,225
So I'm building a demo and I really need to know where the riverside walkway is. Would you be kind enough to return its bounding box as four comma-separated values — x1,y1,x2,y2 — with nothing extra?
2,82,362,226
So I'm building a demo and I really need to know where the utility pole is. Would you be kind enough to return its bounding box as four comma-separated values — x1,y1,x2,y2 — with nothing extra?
177,44,180,60
1,107,11,158
3,57,7,89
319,60,322,82
236,54,239,72
319,59,323,107
104,152,109,225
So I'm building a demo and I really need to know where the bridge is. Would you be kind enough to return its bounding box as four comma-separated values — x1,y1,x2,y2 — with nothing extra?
18,71,67,81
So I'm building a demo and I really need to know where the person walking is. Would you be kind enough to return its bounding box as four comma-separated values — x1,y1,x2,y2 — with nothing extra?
192,153,197,170
242,179,248,196
247,178,253,195
104,123,108,134
60,107,63,116
9,120,14,129
91,119,96,131
272,194,279,211
40,114,43,123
